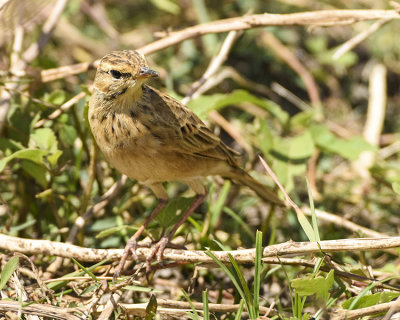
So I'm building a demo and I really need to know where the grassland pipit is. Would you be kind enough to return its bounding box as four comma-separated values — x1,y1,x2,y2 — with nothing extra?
89,50,282,277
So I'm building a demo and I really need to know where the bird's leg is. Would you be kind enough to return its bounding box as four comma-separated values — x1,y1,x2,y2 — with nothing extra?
146,193,207,272
114,198,168,281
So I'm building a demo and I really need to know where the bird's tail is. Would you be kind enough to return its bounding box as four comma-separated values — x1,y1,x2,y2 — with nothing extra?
224,168,283,205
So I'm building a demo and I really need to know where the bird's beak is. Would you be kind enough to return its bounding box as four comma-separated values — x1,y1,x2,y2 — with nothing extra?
138,66,158,79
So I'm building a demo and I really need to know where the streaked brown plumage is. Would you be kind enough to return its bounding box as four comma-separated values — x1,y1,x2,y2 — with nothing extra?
89,50,282,277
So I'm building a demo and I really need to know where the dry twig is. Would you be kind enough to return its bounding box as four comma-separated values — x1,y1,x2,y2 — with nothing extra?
1,234,400,264
39,9,400,83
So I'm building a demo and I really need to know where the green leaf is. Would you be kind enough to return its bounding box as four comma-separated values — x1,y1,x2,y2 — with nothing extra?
149,0,180,14
289,110,315,129
342,291,400,310
47,150,63,167
257,118,274,155
96,226,138,239
44,89,66,105
271,130,315,192
145,294,158,320
187,89,289,124
0,149,48,172
291,270,334,302
59,125,77,146
21,160,48,188
0,257,19,290
296,210,317,242
30,128,58,153
155,197,195,229
392,182,400,195
309,125,375,160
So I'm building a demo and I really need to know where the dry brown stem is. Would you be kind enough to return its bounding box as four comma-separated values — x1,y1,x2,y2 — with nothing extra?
0,300,83,320
1,234,400,264
39,9,400,83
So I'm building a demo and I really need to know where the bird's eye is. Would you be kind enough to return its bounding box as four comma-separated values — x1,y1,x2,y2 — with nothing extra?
110,69,122,79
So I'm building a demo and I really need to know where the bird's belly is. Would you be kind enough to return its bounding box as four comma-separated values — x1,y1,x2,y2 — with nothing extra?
103,147,227,184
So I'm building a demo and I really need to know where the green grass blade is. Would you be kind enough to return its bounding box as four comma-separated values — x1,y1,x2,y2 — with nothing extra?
205,250,251,316
72,258,99,281
234,299,245,320
306,177,320,241
0,257,19,290
253,230,262,318
227,252,255,318
202,289,209,320
182,289,200,319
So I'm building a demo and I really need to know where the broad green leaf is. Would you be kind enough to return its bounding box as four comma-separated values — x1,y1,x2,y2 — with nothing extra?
271,130,315,192
59,125,77,146
47,150,63,167
289,110,315,129
257,118,274,155
0,257,19,290
0,149,48,172
309,125,375,160
342,291,400,309
0,137,23,152
21,160,48,188
291,270,334,302
187,89,289,124
155,197,195,229
44,89,66,105
30,127,58,153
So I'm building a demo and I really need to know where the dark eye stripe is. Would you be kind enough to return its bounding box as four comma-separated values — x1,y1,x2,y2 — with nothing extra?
109,69,131,79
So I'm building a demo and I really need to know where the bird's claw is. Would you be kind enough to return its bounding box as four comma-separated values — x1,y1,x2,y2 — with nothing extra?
146,237,169,273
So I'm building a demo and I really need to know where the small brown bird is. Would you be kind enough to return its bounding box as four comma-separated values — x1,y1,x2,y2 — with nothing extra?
89,50,282,277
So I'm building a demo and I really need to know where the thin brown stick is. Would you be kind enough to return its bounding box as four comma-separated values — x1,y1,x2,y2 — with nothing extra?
0,300,84,320
302,207,388,238
261,31,321,107
182,30,241,104
332,301,396,320
34,92,87,128
180,31,253,155
0,20,24,134
22,0,68,63
139,10,400,55
1,234,400,264
39,9,400,83
333,18,391,60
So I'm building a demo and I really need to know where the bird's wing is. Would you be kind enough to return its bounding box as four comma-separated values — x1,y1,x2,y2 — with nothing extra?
145,86,240,165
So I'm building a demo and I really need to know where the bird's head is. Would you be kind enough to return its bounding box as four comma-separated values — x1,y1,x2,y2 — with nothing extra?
93,50,158,103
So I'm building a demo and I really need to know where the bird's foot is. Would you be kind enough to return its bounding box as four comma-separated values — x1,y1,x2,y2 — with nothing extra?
113,236,140,282
146,237,169,273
